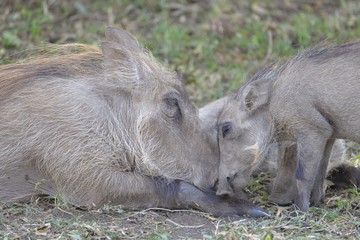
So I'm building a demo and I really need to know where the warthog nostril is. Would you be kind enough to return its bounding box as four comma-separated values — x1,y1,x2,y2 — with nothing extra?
216,188,234,197
226,172,237,184
211,178,219,191
216,173,237,197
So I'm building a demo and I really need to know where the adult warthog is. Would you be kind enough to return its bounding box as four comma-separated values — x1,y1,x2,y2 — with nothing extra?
210,42,360,211
0,27,266,217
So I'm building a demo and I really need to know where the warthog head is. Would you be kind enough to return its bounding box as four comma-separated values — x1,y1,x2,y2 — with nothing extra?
101,28,220,190
215,78,274,196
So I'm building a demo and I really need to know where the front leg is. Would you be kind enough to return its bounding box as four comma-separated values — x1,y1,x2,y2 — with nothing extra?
177,181,268,217
268,142,298,205
294,132,330,211
87,171,268,217
310,139,335,206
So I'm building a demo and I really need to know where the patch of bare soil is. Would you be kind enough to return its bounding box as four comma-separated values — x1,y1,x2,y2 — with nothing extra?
0,199,257,239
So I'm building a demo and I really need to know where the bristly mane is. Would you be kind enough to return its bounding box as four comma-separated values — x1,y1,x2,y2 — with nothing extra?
236,41,360,99
0,44,103,79
0,44,105,104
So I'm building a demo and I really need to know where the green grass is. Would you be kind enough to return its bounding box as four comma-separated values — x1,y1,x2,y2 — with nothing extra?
0,0,360,239
3,0,360,105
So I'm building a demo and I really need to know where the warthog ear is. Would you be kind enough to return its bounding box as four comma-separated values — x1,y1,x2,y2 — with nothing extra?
105,27,141,52
101,41,144,92
241,78,271,111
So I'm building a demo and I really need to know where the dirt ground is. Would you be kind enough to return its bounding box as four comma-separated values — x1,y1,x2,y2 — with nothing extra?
1,199,265,239
1,180,358,239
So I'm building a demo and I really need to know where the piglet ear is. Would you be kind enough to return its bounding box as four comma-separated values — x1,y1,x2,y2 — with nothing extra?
105,27,141,52
241,78,272,111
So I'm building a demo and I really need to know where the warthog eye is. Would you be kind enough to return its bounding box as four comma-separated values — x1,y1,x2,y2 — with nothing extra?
163,92,182,123
220,122,232,138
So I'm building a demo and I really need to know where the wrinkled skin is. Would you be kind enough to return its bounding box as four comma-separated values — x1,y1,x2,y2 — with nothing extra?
202,42,360,211
0,27,268,217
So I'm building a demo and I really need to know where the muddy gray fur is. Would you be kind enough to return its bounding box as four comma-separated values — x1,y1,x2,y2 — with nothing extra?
202,42,360,211
0,27,267,217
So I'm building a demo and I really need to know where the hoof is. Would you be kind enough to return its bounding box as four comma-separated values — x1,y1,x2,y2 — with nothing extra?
247,206,270,218
294,197,310,212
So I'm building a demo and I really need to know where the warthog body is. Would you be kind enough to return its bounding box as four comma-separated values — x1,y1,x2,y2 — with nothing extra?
0,27,266,217
200,98,352,204
211,42,360,211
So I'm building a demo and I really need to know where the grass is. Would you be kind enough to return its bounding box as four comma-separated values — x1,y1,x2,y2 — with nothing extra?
3,0,360,105
0,0,360,239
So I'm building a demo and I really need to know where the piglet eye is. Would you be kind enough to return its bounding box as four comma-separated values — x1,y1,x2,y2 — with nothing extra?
221,122,232,138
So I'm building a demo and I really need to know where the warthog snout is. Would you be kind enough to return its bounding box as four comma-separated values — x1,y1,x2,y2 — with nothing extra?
216,173,236,197
192,167,219,192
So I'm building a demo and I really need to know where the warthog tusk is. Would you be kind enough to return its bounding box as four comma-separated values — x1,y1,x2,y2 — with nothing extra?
244,142,260,166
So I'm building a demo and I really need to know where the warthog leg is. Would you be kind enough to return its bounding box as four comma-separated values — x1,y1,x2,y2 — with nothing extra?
79,173,269,217
2,167,268,217
268,142,297,205
310,138,335,206
177,181,269,217
295,131,331,211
